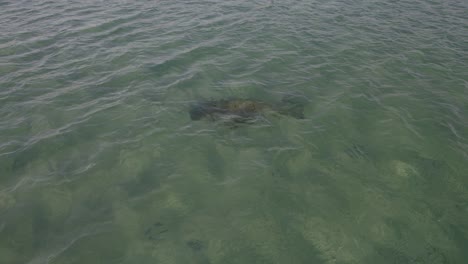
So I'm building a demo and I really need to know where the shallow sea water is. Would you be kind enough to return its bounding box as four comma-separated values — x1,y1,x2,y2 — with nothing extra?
1,0,468,263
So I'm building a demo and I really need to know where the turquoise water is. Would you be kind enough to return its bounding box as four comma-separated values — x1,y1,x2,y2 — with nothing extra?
1,0,467,263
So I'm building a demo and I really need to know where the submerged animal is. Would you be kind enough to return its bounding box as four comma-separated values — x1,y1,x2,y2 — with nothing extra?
189,95,306,124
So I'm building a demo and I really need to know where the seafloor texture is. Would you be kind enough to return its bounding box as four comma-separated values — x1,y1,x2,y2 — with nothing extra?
0,0,467,263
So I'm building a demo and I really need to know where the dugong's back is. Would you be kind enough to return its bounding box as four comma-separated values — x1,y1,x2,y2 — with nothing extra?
189,96,305,122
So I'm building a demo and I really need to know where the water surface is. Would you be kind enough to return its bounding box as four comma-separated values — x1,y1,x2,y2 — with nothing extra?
1,0,467,263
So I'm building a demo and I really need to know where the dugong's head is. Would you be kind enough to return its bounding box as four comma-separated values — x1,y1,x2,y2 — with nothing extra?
189,101,216,120
189,105,205,120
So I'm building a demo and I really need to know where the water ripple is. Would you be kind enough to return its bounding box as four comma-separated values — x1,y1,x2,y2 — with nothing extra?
0,0,467,263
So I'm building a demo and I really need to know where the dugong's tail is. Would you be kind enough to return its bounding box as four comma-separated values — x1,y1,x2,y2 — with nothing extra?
277,93,307,119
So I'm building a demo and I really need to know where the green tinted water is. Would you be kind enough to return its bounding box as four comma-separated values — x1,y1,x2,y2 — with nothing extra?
1,0,467,263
